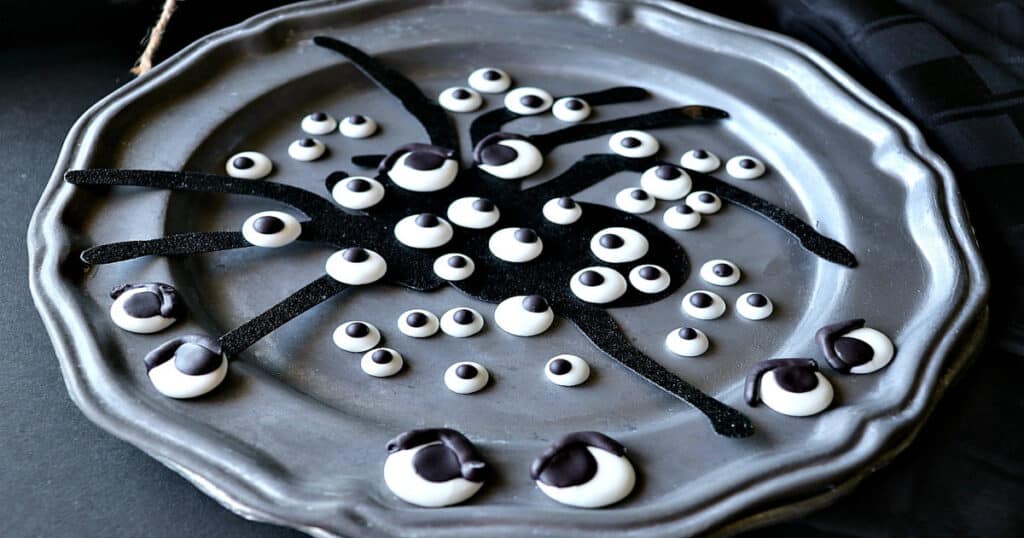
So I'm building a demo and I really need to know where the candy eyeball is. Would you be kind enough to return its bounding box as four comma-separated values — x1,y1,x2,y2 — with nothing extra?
531,431,636,508
552,97,591,122
545,354,590,387
447,197,500,229
241,211,302,248
468,67,511,93
226,151,272,179
474,133,544,180
433,253,475,281
699,259,741,286
628,264,670,294
816,319,895,374
339,114,378,138
332,321,381,352
640,165,692,201
440,307,484,338
614,188,656,214
287,137,326,161
384,428,490,508
394,213,454,249
609,130,659,158
570,267,627,304
489,227,543,263
737,292,774,320
325,247,387,285
439,86,483,113
398,309,440,338
682,290,726,320
726,155,766,179
504,87,554,115
665,327,709,357
144,334,228,399
330,174,385,210
538,198,580,226
685,191,722,214
680,149,721,172
590,227,649,264
361,348,404,377
745,359,833,417
494,295,554,337
663,204,702,230
382,143,458,192
444,362,490,394
109,282,183,334
301,111,337,135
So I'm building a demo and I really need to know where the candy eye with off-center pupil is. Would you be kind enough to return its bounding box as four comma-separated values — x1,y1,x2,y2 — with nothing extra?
395,213,454,249
445,362,490,394
468,67,511,93
682,290,726,320
737,292,774,320
494,295,554,336
505,87,554,115
325,247,387,285
545,354,590,387
386,146,458,192
144,334,228,399
663,204,701,230
746,359,834,417
609,130,659,158
333,321,381,352
590,227,649,263
531,431,636,508
666,327,709,357
641,165,692,200
398,309,440,338
383,428,490,508
489,227,543,263
816,319,895,374
614,188,656,214
109,282,182,334
301,111,337,135
543,197,582,225
226,151,272,179
474,134,544,180
440,307,484,337
686,191,722,214
361,348,404,377
241,211,302,248
339,114,378,138
629,264,670,294
433,253,475,281
447,197,500,229
439,86,483,112
570,267,627,304
726,155,766,179
700,259,741,286
331,174,385,210
288,138,326,161
680,148,721,173
552,97,591,122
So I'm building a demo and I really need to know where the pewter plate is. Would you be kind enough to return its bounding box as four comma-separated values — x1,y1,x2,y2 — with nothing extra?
28,1,988,536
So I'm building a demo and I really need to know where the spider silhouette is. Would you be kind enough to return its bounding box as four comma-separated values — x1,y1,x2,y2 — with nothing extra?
64,37,856,438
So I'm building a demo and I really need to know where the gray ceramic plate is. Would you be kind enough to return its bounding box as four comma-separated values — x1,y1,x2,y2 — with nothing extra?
28,1,988,536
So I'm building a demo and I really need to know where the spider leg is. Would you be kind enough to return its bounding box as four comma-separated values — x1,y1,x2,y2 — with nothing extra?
522,153,652,203
81,231,255,265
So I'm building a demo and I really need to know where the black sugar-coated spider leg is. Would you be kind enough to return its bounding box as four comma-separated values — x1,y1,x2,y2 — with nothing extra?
219,275,349,356
313,36,458,151
81,231,254,265
523,154,645,204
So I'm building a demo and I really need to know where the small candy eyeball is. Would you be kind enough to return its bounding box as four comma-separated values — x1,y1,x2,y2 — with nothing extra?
488,227,543,263
325,247,387,285
609,130,659,158
737,292,774,320
531,431,636,508
332,321,381,352
301,111,337,135
680,148,721,172
745,358,833,417
439,86,483,113
545,354,590,387
552,97,591,122
474,133,544,180
330,174,385,210
699,259,741,286
433,253,475,281
682,290,727,320
663,204,702,230
339,114,378,138
628,264,670,294
614,188,656,214
382,143,458,192
440,307,485,338
504,87,554,115
570,267,627,304
398,309,440,338
590,227,649,264
384,428,490,507
665,327,709,357
816,319,895,374
640,164,692,201
109,282,183,334
444,361,490,394
468,67,512,93
494,295,554,337
361,347,404,377
394,213,454,249
241,211,302,248
542,197,582,226
287,137,326,161
144,334,228,399
685,190,722,214
726,155,766,179
226,151,272,179
447,196,501,229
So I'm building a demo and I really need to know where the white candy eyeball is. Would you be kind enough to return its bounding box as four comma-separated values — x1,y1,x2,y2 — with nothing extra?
614,188,656,214
685,191,722,214
439,86,483,113
726,155,766,179
545,354,590,387
488,227,543,263
144,335,228,399
817,319,896,374
468,67,512,93
385,144,458,192
570,267,627,304
699,259,741,286
737,292,774,320
474,134,544,179
332,321,381,352
361,348,404,377
680,149,721,172
665,327,709,357
505,87,553,115
747,359,833,417
339,114,378,138
531,432,635,508
494,295,554,336
543,197,582,225
682,290,726,320
440,308,484,338
287,138,326,161
331,175,385,210
398,309,440,338
383,428,490,508
628,264,670,294
447,197,500,229
590,227,649,264
394,213,454,249
663,204,702,230
325,247,387,285
609,130,659,158
109,283,182,334
226,151,272,179
301,112,337,135
433,253,475,281
552,97,591,122
444,362,490,394
641,165,692,200
241,211,302,248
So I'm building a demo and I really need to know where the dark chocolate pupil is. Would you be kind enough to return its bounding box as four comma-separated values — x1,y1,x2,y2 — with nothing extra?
253,216,285,234
690,293,713,308
371,349,392,364
557,197,575,209
472,198,495,212
455,364,478,379
548,358,572,375
482,69,501,81
630,189,649,200
479,143,518,166
415,213,440,227
692,149,708,159
514,228,538,243
452,88,471,100
232,156,254,169
311,112,327,121
520,94,544,108
347,178,371,192
698,193,715,203
453,309,475,325
412,444,462,483
406,312,428,327
599,234,624,249
123,291,162,318
564,99,584,111
675,204,694,214
299,138,315,147
713,263,733,277
775,365,819,393
346,322,370,338
655,165,681,179
678,327,697,340
537,444,597,488
638,266,660,280
343,247,369,263
173,343,221,376
522,295,548,313
834,337,874,366
349,114,366,124
620,137,641,148
746,294,768,307
405,151,445,171
740,158,756,169
447,255,467,268
579,270,604,286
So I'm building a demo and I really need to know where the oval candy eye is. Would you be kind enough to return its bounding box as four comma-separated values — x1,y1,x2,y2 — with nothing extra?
628,264,670,294
641,165,692,201
699,259,741,286
398,309,440,338
383,428,490,508
816,319,895,374
505,87,554,115
570,267,627,304
545,354,590,387
361,348,404,377
332,321,381,352
663,204,702,230
682,290,727,320
530,431,636,508
241,211,302,248
386,147,459,192
737,292,774,320
287,137,326,161
394,213,454,249
440,307,484,338
331,175,385,210
726,155,766,179
685,190,722,214
609,130,659,158
444,362,490,394
439,86,483,113
614,188,656,214
680,148,721,172
494,295,554,336
447,197,500,229
433,253,475,281
665,327,709,357
746,359,833,417
552,97,591,122
590,227,649,264
339,114,378,138
474,134,544,180
144,334,228,399
325,247,387,285
542,197,582,225
301,111,337,135
109,282,182,334
226,151,272,179
488,227,543,263
468,67,511,93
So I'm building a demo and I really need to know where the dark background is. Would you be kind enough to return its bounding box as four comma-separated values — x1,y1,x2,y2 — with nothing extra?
3,1,1022,536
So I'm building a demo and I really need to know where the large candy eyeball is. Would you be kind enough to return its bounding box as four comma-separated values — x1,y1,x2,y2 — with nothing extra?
816,319,895,374
590,227,649,264
384,428,490,507
447,197,500,229
474,133,543,180
552,97,591,122
241,211,302,248
614,188,656,214
726,155,766,179
628,264,670,294
325,247,387,285
332,321,381,352
504,87,553,115
394,213,454,249
444,362,490,394
609,130,659,158
439,86,483,113
433,253,475,281
398,309,440,338
680,148,721,172
665,327,709,357
682,290,726,320
531,431,636,508
440,308,484,338
287,138,326,161
543,197,582,225
468,67,511,93
699,259,741,286
640,164,692,201
494,295,554,336
685,191,722,214
545,355,590,387
663,204,701,230
746,359,833,417
737,292,774,320
361,348,404,377
489,227,543,263
301,111,337,135
570,267,627,304
144,334,228,399
383,144,458,192
226,151,272,179
331,174,385,210
339,114,377,138
109,282,183,334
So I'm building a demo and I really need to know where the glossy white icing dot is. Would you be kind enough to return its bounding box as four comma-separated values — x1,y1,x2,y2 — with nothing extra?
439,86,483,113
476,139,544,179
665,327,710,357
287,138,326,161
699,259,741,287
760,370,833,417
726,155,766,179
383,442,484,507
440,307,484,338
682,290,726,320
535,445,636,508
552,97,591,122
628,264,670,294
614,188,656,214
433,253,475,281
736,292,774,320
488,227,543,263
147,346,228,400
332,321,381,352
109,287,177,334
331,175,385,210
542,197,582,225
685,190,722,214
387,151,458,192
241,211,302,248
504,87,553,115
570,267,627,304
494,295,554,337
301,112,337,135
325,247,387,285
394,213,454,249
640,164,692,200
663,204,702,230
444,361,490,394
226,151,272,179
447,197,500,229
397,309,440,338
680,149,721,172
468,67,512,93
590,227,649,263
609,130,659,158
840,327,896,374
339,114,378,138
545,354,590,387
361,348,404,377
